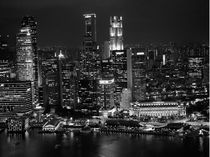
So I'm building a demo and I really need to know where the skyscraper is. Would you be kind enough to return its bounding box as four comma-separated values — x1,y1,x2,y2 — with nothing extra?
16,16,38,106
110,16,123,51
60,59,78,110
40,49,60,111
98,59,115,109
84,13,96,43
80,13,99,79
131,48,147,101
110,50,127,105
78,13,99,113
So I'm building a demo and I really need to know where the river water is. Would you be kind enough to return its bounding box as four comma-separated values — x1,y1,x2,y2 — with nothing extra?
0,130,209,157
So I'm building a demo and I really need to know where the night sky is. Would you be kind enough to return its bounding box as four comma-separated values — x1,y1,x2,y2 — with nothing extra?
0,0,209,48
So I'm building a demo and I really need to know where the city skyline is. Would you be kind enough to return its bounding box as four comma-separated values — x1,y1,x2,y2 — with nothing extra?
0,0,209,48
0,2,209,157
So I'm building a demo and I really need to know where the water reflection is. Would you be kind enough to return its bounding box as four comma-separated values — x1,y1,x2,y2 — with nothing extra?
0,131,208,157
198,137,203,152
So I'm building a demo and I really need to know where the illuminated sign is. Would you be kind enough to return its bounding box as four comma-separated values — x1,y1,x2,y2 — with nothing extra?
99,79,114,85
116,51,124,55
137,52,144,55
84,13,96,18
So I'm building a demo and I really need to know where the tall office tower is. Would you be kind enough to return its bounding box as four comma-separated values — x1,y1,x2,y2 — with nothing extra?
0,81,32,119
0,60,11,82
60,59,78,110
100,59,115,79
110,50,127,105
99,79,115,110
110,16,123,51
78,13,99,113
78,79,98,113
16,16,38,106
39,50,60,111
98,59,115,109
131,48,147,102
80,13,99,79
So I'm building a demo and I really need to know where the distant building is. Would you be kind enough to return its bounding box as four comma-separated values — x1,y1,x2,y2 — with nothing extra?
130,101,186,117
110,16,123,51
188,57,204,79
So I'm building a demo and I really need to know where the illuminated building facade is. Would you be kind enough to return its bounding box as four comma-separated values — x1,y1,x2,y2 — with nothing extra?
78,13,99,112
110,16,123,51
188,57,204,79
16,16,38,106
111,50,127,105
98,59,115,109
61,60,77,109
7,117,29,132
130,101,186,117
78,79,98,112
98,79,115,110
16,27,34,81
39,49,78,112
0,81,32,119
100,59,114,79
40,51,60,110
131,48,147,101
0,60,11,82
80,13,99,79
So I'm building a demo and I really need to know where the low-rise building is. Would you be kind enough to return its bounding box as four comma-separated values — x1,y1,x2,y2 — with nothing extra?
130,101,186,117
7,117,29,132
42,119,61,131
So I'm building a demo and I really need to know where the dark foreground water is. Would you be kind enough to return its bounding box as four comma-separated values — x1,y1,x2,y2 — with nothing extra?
0,130,209,157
